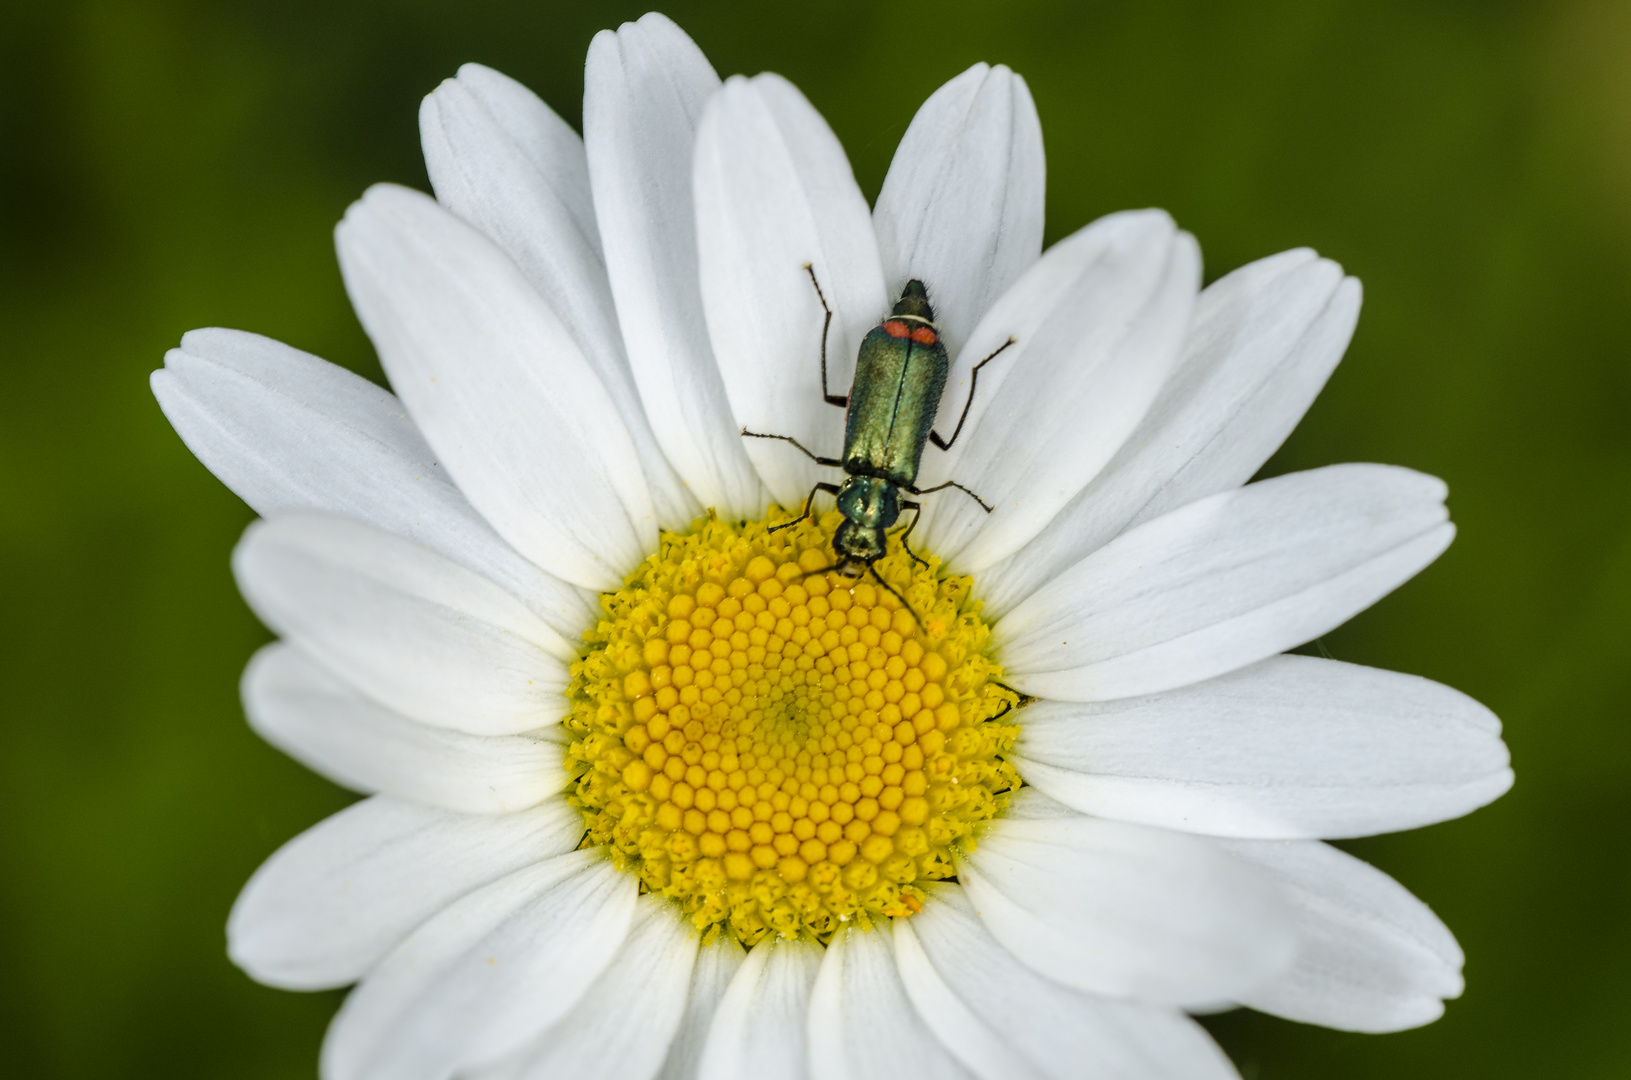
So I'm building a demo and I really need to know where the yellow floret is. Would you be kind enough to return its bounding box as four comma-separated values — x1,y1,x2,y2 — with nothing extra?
562,508,1020,946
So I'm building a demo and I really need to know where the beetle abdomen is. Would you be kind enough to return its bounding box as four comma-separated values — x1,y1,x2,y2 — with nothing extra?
842,319,948,487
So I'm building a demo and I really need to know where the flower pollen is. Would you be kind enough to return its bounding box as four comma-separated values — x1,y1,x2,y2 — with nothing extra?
564,509,1020,946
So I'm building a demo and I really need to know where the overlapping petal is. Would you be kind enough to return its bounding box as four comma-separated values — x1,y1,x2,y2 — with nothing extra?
978,248,1360,616
322,850,636,1080
995,464,1454,701
420,64,600,276
242,644,569,814
695,72,887,509
657,935,747,1080
874,62,1044,363
421,64,698,527
895,884,1240,1080
1013,654,1512,838
698,935,824,1080
151,328,597,637
228,795,583,991
955,793,1295,1006
498,895,700,1079
337,183,655,590
585,12,766,517
915,210,1200,570
1219,840,1466,1032
233,512,571,736
808,925,971,1080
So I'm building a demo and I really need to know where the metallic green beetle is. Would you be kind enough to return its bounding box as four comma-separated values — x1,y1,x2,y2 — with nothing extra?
744,269,1014,598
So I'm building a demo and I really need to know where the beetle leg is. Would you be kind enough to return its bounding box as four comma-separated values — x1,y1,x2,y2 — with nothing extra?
928,337,1016,451
907,478,993,514
803,264,849,408
990,679,1032,704
770,481,841,533
896,500,930,569
741,428,843,467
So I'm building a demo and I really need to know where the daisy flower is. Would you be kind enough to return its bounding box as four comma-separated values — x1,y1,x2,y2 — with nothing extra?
152,12,1513,1079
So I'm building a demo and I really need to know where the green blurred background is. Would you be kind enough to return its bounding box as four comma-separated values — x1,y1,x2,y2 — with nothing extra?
2,0,1628,1076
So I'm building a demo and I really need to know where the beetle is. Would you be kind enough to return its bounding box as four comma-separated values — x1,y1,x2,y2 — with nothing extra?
743,268,1014,604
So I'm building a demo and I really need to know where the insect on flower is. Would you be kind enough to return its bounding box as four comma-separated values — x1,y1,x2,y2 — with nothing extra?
743,268,1015,610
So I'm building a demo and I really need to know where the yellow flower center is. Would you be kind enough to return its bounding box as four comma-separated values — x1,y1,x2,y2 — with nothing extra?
563,509,1020,946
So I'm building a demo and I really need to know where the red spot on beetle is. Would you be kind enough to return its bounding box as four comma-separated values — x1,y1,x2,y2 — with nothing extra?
910,326,937,346
883,319,910,339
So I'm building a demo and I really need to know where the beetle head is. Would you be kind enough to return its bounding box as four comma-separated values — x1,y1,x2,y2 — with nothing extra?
835,476,900,531
832,519,887,567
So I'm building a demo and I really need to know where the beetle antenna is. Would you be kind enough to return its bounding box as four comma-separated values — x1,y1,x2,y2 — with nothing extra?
867,563,922,627
796,560,854,582
795,561,922,626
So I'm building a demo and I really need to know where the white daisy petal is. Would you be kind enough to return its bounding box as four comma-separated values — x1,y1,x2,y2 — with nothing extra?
322,849,636,1080
241,644,569,814
420,65,699,528
151,328,598,637
228,794,583,992
995,463,1454,701
585,12,766,518
1014,654,1512,839
891,924,1046,1080
978,249,1360,616
696,72,888,510
808,924,972,1080
1219,839,1466,1032
997,785,1084,820
232,513,570,736
698,934,824,1080
895,883,1240,1080
424,62,599,251
337,183,656,591
873,62,1044,363
955,792,1295,1006
505,895,699,1080
916,210,1200,571
657,933,748,1080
